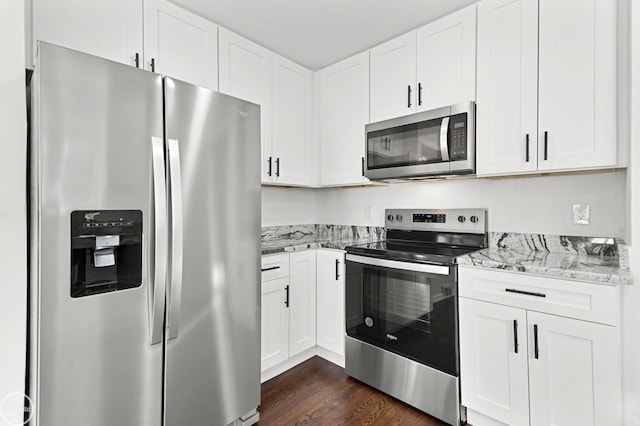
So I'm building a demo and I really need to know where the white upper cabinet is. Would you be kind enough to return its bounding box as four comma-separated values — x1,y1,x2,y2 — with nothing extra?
537,0,617,171
477,0,618,176
369,5,476,123
31,0,143,68
319,52,370,186
219,28,273,182
415,5,477,111
143,0,218,90
270,54,313,186
369,32,417,122
476,0,539,175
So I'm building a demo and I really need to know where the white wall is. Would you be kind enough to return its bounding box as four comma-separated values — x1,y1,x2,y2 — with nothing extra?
261,186,317,226
314,171,627,237
0,1,27,424
622,0,640,422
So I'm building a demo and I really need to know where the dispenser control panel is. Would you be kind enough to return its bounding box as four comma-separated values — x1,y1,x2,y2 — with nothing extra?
70,210,143,298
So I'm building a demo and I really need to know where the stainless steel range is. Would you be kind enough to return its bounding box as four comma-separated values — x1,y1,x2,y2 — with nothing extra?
344,208,488,425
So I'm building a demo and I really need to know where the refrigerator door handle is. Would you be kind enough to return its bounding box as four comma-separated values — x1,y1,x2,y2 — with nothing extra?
150,136,168,345
167,138,184,340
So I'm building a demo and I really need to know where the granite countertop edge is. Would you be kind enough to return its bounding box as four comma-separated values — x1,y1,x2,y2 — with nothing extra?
261,238,374,255
457,250,632,286
262,236,632,286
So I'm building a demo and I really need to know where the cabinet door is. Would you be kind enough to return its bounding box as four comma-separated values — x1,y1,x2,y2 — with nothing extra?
219,29,273,183
288,251,316,356
476,0,539,176
528,311,621,426
143,0,217,90
316,250,345,356
319,52,370,186
416,5,476,111
261,277,289,372
32,0,143,68
459,298,530,426
271,55,312,186
369,32,417,122
537,0,617,171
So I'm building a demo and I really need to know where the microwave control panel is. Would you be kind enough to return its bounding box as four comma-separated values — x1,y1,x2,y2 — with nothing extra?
449,113,467,161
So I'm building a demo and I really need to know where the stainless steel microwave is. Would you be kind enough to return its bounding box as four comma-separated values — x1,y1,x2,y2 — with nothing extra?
364,101,475,180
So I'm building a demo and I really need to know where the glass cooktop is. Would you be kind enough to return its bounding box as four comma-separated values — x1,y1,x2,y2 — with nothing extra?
345,239,482,266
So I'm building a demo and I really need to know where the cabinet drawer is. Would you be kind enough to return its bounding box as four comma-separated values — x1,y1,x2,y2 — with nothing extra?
459,267,619,326
261,253,289,281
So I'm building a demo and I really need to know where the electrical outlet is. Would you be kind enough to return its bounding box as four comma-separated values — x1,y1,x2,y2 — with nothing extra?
572,203,590,225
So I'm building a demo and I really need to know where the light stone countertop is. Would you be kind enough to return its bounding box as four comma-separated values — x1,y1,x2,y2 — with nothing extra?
456,233,631,286
261,227,632,286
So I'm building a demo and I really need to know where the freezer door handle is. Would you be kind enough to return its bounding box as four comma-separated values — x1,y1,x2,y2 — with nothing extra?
150,136,168,345
167,138,184,341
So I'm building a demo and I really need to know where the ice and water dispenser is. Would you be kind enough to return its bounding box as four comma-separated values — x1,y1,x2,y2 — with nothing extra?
70,210,143,298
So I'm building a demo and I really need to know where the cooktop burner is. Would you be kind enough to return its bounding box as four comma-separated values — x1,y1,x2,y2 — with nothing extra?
345,208,488,266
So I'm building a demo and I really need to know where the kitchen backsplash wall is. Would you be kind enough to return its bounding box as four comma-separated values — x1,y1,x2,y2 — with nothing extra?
262,186,317,226
316,171,626,238
262,170,626,238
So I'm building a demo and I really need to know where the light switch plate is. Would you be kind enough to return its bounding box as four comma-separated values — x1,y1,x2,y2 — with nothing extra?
364,205,372,220
573,203,590,225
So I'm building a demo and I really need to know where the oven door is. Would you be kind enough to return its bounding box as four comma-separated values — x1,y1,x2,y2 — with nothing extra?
345,254,458,376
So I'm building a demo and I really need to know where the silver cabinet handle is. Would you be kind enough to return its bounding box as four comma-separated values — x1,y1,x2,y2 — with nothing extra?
150,136,168,345
167,138,184,341
440,116,450,162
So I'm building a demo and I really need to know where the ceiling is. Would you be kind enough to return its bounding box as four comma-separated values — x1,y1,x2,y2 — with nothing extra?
169,0,479,70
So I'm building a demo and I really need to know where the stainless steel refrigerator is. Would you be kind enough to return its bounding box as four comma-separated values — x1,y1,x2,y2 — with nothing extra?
28,42,261,426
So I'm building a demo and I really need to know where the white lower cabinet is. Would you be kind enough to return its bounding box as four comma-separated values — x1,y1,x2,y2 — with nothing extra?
459,298,530,426
260,251,316,380
316,249,345,364
260,276,289,372
459,267,621,426
288,251,317,356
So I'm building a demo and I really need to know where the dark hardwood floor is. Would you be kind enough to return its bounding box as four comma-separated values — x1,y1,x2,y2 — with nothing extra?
258,356,447,425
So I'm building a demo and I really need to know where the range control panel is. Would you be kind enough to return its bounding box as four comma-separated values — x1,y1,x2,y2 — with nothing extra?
385,208,487,234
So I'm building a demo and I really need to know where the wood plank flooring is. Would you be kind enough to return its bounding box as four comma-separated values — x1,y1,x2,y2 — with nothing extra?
258,356,447,425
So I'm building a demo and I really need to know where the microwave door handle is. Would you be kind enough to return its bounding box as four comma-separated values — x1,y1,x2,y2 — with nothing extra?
440,117,450,161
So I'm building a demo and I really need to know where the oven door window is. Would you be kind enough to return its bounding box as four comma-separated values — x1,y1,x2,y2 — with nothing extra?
367,117,446,169
346,261,457,376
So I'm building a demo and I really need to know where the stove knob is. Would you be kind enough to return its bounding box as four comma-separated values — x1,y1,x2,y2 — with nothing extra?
396,214,403,222
387,214,394,222
470,215,479,223
458,215,466,223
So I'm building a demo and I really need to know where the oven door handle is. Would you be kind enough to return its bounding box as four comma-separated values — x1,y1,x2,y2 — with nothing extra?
346,254,450,276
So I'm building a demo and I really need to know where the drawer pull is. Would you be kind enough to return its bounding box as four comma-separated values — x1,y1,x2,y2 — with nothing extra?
261,266,280,272
505,288,546,298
